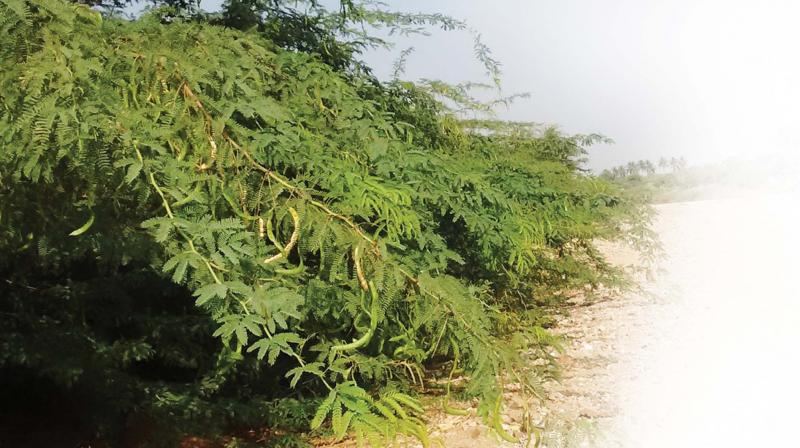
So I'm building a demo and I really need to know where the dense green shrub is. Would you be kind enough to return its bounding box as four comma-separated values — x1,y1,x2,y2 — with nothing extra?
0,0,652,445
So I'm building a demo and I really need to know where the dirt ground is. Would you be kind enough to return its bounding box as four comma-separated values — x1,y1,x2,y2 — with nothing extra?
607,191,800,447
413,186,800,448
412,237,653,448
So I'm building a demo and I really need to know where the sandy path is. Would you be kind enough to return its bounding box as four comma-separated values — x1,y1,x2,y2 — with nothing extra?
608,192,800,447
532,189,800,447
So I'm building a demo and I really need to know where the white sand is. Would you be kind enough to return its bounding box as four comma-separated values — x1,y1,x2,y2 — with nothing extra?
610,188,800,447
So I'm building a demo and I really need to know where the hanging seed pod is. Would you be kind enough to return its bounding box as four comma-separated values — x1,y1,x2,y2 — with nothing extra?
354,246,369,291
264,207,300,264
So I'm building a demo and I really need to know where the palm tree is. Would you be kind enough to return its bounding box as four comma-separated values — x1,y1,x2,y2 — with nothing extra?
669,157,678,172
626,161,638,176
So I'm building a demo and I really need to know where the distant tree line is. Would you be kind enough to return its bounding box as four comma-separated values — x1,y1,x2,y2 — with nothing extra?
602,156,687,180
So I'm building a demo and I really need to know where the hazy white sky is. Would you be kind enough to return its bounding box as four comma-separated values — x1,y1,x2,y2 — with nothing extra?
195,0,800,170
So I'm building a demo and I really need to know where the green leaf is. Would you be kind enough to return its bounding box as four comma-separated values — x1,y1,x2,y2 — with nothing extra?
124,161,142,184
339,395,371,414
333,409,353,440
285,362,324,388
172,260,189,283
212,315,241,340
339,382,370,400
193,283,228,306
251,286,304,332
240,314,264,336
247,338,272,361
311,389,337,430
392,393,424,414
381,396,409,420
246,332,301,364
142,217,174,243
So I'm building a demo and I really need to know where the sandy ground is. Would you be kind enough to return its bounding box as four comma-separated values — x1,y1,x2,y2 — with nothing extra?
543,188,800,447
607,191,800,447
417,186,800,448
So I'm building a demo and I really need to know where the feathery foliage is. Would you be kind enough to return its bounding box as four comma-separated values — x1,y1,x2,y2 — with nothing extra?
0,0,653,445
